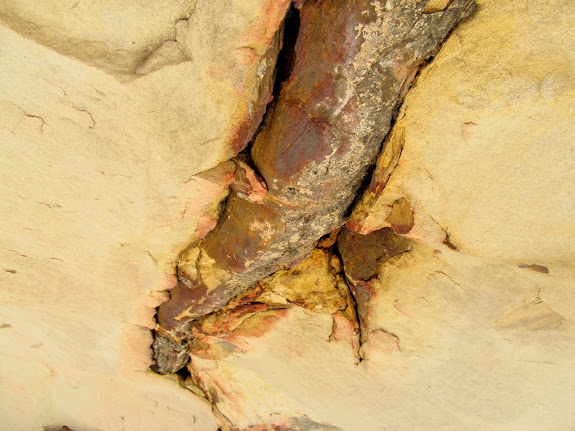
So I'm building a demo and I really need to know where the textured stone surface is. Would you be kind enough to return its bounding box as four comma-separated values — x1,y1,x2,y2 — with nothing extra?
185,248,357,363
1,0,575,430
0,0,289,182
0,0,198,75
0,0,289,429
349,0,575,267
338,227,412,282
337,226,412,343
185,241,575,430
156,0,476,368
174,0,575,429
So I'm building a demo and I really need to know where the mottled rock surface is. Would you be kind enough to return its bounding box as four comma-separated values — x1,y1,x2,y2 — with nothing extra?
174,0,575,429
1,0,575,430
185,241,575,430
156,0,476,371
0,1,289,429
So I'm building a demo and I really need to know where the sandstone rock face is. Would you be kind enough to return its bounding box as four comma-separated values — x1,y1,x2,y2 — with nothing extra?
0,1,289,429
0,0,198,75
168,0,575,428
186,241,575,430
0,0,289,182
1,0,575,430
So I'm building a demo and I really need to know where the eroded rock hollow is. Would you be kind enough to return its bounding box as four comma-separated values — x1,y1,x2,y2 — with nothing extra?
154,0,476,374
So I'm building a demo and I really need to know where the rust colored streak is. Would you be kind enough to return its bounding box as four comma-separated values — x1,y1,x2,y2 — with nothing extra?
337,226,412,282
191,303,271,338
229,97,272,154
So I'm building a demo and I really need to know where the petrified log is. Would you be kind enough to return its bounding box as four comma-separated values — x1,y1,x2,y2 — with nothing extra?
155,0,475,373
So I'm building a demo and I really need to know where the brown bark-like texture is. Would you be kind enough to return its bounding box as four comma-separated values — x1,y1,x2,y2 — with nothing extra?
154,0,475,373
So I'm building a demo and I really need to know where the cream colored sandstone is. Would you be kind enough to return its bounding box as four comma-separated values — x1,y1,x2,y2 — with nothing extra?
1,0,289,182
0,0,289,429
1,0,575,430
0,0,198,75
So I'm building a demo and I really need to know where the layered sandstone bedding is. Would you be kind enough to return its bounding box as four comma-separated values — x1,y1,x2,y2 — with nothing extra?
1,1,574,430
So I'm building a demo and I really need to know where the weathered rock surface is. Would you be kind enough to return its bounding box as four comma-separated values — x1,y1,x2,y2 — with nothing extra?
337,226,412,342
184,241,575,430
0,0,198,76
183,247,360,429
0,1,289,429
172,0,575,429
156,0,476,372
0,0,290,182
1,0,575,430
349,0,575,267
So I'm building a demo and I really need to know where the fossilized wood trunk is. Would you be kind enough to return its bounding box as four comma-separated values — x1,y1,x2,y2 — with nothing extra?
155,0,475,373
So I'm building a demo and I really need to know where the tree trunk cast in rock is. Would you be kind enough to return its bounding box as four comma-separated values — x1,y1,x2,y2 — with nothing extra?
154,0,475,374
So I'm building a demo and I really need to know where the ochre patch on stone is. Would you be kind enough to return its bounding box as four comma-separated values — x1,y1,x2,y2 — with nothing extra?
184,248,356,362
337,227,412,283
385,197,415,235
262,249,348,314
